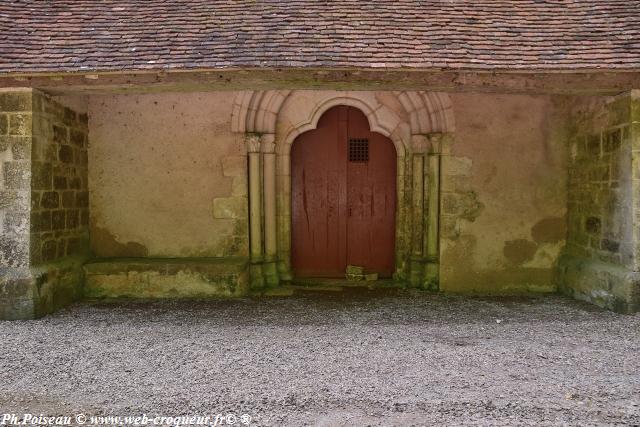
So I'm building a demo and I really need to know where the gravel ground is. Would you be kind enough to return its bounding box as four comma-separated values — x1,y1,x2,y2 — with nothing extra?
1,288,639,426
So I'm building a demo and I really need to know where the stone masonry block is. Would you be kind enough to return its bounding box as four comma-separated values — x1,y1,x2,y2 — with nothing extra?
0,114,7,135
0,191,28,211
3,161,30,189
70,129,85,146
40,191,59,209
8,114,32,136
52,124,68,144
9,136,31,160
30,192,40,210
63,107,76,126
51,210,65,230
222,156,246,177
231,175,248,197
53,176,67,190
0,136,8,152
61,191,75,208
0,236,29,268
0,92,32,112
606,96,632,127
31,162,52,190
58,145,74,163
0,190,14,209
76,191,89,208
66,209,79,229
41,240,57,262
31,211,52,232
442,156,473,177
68,177,82,190
4,211,29,235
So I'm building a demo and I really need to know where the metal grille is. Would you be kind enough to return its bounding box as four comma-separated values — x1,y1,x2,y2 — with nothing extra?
348,138,369,162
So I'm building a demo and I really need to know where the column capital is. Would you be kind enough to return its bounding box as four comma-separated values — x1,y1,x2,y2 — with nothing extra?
411,134,430,154
427,132,453,155
260,133,276,154
245,133,262,153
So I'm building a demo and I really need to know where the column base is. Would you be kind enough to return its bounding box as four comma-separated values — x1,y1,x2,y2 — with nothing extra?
249,262,265,290
262,259,280,287
424,262,439,291
277,259,293,282
408,257,424,288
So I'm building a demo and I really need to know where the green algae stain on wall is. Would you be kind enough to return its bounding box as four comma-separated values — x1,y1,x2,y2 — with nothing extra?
531,217,566,244
91,224,149,257
503,239,538,265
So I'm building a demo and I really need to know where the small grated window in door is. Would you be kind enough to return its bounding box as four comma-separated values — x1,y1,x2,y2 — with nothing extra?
348,138,369,162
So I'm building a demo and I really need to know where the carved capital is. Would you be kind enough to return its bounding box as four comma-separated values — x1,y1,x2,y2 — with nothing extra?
427,132,453,155
245,133,261,153
260,133,276,154
411,134,430,154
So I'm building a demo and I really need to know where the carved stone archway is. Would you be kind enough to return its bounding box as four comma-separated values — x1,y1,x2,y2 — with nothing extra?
232,90,455,288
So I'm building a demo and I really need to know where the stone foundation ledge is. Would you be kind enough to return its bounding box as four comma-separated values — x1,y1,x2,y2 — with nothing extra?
0,257,85,320
83,257,250,299
557,254,640,314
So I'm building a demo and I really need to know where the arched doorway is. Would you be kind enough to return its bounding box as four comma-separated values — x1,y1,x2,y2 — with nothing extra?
291,105,397,278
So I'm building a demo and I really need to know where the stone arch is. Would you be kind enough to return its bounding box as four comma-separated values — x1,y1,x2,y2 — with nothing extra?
231,90,292,134
278,94,406,157
394,91,455,134
232,89,455,288
232,90,455,143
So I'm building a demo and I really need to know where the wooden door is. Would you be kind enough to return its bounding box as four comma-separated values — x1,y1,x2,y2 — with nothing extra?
291,105,396,278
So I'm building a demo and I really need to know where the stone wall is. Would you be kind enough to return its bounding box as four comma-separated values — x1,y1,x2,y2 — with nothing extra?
558,91,640,312
0,89,89,319
31,93,90,265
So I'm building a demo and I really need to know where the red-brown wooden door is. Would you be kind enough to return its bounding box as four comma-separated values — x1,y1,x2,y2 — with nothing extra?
291,105,396,278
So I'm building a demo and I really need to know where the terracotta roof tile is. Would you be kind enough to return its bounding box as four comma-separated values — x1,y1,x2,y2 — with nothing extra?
0,0,639,73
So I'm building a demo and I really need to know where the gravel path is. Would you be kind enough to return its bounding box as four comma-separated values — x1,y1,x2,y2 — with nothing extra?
1,288,639,426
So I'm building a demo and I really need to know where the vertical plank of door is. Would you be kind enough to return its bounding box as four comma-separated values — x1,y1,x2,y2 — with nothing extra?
346,107,397,277
336,106,349,275
291,107,347,277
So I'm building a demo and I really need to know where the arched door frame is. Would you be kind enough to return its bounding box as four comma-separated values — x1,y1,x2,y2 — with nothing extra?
234,90,455,289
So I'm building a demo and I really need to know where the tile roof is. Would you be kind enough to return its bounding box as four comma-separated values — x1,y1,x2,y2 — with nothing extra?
1,0,640,74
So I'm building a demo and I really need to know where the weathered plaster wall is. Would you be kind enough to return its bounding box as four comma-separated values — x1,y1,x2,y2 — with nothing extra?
88,90,568,296
440,93,567,293
88,92,248,258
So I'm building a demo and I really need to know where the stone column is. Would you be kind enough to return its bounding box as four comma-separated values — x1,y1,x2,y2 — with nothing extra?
409,135,429,287
276,151,293,281
424,133,445,290
246,134,264,288
261,134,279,286
394,154,410,281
